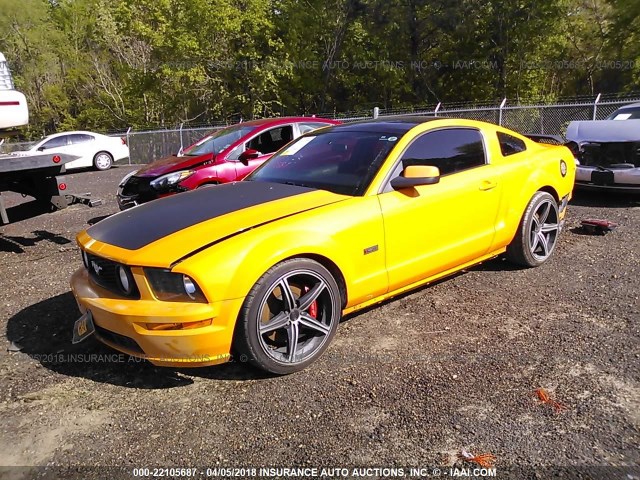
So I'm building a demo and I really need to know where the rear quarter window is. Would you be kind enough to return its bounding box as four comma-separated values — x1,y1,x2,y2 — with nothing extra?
69,134,95,144
497,132,527,156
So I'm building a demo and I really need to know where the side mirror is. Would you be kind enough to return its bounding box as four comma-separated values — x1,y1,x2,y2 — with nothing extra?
390,165,440,190
238,149,260,165
37,146,46,152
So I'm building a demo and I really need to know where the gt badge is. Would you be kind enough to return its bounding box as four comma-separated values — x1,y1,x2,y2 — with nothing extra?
364,245,379,255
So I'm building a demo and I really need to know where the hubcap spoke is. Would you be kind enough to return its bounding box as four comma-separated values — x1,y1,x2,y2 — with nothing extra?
531,231,540,251
286,322,300,362
541,222,558,233
531,216,540,231
537,232,549,256
278,278,297,311
538,202,551,224
298,280,327,311
299,313,331,335
259,311,289,335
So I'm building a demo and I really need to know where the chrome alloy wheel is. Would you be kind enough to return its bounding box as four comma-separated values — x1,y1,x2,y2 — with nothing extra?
256,269,336,365
528,197,559,262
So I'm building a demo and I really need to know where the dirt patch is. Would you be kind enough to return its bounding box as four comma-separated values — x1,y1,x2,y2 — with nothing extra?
0,169,639,477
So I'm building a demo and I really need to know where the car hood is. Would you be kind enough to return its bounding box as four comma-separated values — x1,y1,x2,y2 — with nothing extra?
82,181,349,266
566,120,640,143
136,153,215,177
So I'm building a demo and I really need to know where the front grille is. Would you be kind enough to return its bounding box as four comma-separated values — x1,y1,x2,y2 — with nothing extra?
121,176,155,198
95,325,145,355
86,252,140,299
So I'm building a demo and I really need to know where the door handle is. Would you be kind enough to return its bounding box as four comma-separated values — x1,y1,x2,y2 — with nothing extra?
479,180,497,191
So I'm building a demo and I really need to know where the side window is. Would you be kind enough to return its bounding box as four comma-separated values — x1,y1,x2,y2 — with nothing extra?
497,132,526,156
41,136,69,149
247,126,294,154
399,128,486,176
299,122,331,134
69,134,95,144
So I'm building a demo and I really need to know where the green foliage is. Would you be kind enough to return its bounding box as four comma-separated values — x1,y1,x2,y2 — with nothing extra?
0,0,636,138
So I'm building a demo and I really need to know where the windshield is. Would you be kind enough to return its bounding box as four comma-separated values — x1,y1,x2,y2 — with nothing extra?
183,124,254,156
607,106,640,120
246,130,401,196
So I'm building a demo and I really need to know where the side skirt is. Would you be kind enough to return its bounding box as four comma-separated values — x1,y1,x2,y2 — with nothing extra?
342,247,507,316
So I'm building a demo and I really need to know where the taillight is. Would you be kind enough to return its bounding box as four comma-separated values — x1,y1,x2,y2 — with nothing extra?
121,137,127,145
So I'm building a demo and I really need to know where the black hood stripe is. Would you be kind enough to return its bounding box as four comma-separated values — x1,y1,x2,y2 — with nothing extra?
169,203,336,268
88,182,314,250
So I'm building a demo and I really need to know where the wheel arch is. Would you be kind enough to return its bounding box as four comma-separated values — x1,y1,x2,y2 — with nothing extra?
537,185,560,203
178,229,355,311
285,253,348,309
499,180,561,249
94,149,113,158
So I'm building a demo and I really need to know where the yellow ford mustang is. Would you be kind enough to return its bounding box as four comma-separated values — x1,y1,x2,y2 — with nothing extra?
71,117,576,374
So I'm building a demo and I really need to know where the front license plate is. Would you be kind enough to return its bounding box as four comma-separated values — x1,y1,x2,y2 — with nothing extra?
72,310,96,344
591,170,614,185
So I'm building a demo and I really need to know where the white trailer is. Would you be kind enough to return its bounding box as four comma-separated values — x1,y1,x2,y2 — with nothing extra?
0,53,101,224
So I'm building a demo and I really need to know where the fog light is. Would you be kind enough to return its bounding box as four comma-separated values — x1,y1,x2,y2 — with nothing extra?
117,265,134,295
145,319,213,331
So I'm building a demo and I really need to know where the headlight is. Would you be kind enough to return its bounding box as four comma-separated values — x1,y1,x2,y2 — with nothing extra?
150,170,195,191
182,275,198,299
118,169,138,187
116,265,135,295
144,268,206,303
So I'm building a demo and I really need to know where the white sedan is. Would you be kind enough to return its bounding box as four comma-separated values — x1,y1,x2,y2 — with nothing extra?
13,131,129,170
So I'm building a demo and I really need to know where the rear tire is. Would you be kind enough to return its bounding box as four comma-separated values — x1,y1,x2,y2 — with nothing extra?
506,191,560,267
93,151,113,170
233,258,341,375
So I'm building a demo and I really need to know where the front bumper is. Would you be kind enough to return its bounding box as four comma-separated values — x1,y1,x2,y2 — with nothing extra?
70,268,245,367
575,166,640,193
116,192,139,210
116,175,160,210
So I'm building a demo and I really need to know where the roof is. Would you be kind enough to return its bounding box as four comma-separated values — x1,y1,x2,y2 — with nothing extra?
234,116,339,128
44,130,103,138
322,115,440,134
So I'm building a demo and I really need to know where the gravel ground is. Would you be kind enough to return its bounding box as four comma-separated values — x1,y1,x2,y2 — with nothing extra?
0,165,638,480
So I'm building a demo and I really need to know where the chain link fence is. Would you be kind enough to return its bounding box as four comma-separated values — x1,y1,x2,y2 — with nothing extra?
2,94,639,163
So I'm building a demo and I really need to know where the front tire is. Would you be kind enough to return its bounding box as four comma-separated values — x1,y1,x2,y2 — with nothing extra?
93,151,113,170
234,258,341,375
506,191,560,267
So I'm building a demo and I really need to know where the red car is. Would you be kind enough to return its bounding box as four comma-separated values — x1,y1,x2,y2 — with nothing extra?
117,117,340,210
